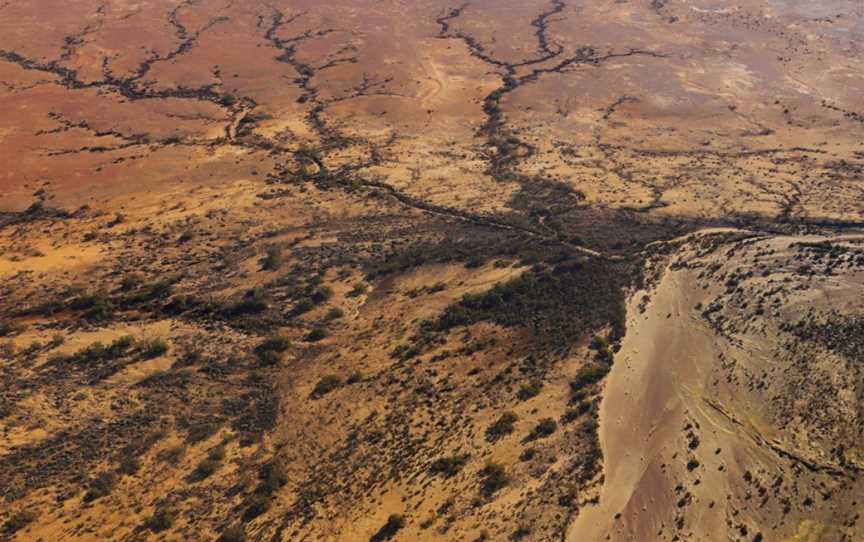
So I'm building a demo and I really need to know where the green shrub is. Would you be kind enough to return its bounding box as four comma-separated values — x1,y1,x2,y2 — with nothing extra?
562,400,592,424
591,335,614,362
254,334,291,365
292,298,315,314
326,307,344,320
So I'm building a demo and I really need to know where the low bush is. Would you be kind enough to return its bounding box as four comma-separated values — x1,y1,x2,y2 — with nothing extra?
83,471,117,502
306,327,329,342
140,338,169,359
525,418,557,441
480,462,509,496
2,509,37,534
370,514,406,542
517,380,542,400
220,525,246,542
486,412,518,442
429,453,469,477
243,493,271,520
144,508,175,532
312,375,341,397
570,364,610,393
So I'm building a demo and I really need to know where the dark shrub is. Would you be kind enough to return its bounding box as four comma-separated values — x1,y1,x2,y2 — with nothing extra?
306,327,329,342
311,286,333,304
429,454,469,477
244,494,271,519
312,375,341,397
194,458,220,480
570,364,609,393
480,462,509,495
517,380,542,400
140,338,169,359
2,509,37,534
144,508,175,532
259,458,289,494
370,514,406,542
260,247,284,271
486,412,518,441
220,525,246,542
83,471,117,502
525,418,557,441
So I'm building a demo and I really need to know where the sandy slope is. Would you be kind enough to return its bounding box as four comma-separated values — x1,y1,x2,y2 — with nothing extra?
570,231,864,541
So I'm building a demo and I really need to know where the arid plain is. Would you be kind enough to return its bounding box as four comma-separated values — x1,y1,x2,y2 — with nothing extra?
1,0,863,540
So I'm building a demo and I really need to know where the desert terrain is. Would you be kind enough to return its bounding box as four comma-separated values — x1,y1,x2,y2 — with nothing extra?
0,0,863,540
